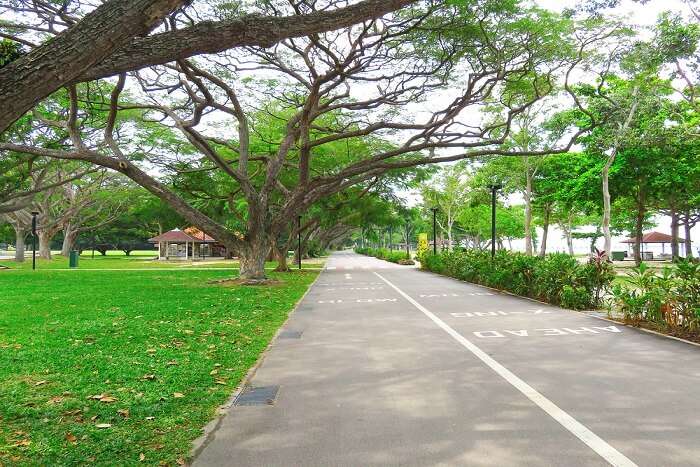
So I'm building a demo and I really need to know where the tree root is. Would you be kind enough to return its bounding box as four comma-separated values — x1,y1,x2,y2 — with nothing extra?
208,277,284,286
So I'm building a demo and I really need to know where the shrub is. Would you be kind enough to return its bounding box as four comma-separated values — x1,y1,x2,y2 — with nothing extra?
610,261,700,331
419,249,614,310
355,247,409,264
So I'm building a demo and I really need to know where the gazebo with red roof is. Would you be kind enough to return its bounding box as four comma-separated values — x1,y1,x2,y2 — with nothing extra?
620,231,688,259
148,227,227,260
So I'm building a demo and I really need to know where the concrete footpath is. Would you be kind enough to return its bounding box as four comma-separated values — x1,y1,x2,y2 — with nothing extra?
193,251,700,466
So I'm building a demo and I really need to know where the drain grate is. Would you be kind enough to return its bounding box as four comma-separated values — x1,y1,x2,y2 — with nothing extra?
234,386,279,406
278,330,303,339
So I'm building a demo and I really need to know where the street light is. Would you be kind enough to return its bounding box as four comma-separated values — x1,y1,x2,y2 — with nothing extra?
487,182,502,259
405,219,411,258
31,211,39,270
431,207,438,255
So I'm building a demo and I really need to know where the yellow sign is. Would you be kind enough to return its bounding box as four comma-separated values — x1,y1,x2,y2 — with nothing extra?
418,233,429,255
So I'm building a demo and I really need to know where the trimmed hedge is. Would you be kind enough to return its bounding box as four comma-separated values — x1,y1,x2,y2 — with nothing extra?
419,249,614,310
355,247,410,264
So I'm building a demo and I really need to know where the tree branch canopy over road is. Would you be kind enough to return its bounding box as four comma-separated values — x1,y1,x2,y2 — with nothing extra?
0,0,416,132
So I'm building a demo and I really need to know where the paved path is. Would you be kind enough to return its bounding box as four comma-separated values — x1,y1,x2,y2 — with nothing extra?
194,252,700,466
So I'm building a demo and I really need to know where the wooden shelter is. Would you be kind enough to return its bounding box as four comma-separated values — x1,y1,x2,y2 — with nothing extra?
148,227,228,260
620,231,689,259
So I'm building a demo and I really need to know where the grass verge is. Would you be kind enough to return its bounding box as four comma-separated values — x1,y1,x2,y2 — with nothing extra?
0,268,318,465
0,255,325,271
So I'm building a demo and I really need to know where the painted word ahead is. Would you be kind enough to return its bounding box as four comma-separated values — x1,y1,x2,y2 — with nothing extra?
451,309,549,318
473,326,622,338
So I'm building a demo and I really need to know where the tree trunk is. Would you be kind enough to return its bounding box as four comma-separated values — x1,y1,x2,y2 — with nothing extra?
14,227,26,262
38,230,53,260
272,239,291,272
603,85,639,258
539,208,550,257
633,203,645,266
670,208,680,261
447,219,453,252
238,237,270,280
61,225,79,256
602,157,614,257
524,161,533,256
683,213,693,259
564,214,574,256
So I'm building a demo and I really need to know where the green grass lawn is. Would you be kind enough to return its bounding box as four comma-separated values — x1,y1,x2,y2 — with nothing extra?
0,267,319,465
1,252,326,271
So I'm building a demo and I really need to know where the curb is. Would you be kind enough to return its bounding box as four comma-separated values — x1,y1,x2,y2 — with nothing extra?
188,269,324,463
416,268,700,349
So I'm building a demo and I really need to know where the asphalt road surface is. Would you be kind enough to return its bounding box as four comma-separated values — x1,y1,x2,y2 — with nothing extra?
193,251,700,467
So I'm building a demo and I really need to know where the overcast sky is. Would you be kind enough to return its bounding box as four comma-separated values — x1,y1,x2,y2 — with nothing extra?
536,0,689,23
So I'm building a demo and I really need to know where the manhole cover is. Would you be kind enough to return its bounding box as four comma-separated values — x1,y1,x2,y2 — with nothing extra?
234,386,279,406
278,330,303,339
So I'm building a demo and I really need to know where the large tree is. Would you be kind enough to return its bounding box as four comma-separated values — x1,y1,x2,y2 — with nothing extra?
421,164,470,251
0,2,616,280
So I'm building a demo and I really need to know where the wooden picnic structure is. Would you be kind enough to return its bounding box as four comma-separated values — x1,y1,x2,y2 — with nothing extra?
620,231,689,260
148,227,229,260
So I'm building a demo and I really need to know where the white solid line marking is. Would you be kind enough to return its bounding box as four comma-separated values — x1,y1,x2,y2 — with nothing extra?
374,272,637,467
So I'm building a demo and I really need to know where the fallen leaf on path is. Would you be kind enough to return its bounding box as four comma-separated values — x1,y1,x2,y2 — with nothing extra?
12,439,31,447
173,392,185,398
139,453,145,462
142,374,155,380
65,433,77,444
95,423,112,429
117,409,130,418
34,380,48,386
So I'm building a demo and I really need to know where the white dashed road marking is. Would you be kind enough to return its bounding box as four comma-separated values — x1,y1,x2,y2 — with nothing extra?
374,272,637,467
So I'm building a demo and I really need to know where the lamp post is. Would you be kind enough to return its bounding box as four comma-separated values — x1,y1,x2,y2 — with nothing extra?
297,215,302,270
431,207,438,255
405,219,411,258
31,211,39,270
488,182,502,259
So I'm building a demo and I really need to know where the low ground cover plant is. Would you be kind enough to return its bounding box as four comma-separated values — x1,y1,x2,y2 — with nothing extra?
610,261,700,334
418,249,615,310
355,247,411,264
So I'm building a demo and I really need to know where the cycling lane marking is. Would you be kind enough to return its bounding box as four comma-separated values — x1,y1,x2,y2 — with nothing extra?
374,271,636,467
